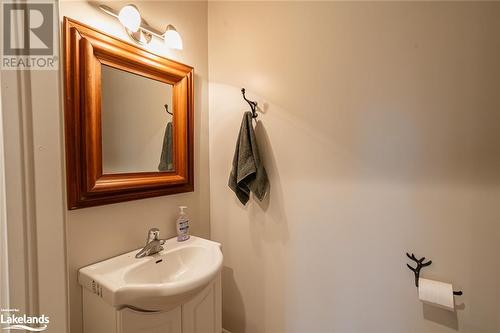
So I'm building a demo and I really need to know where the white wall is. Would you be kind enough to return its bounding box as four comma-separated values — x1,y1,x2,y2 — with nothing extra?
208,2,500,333
59,1,209,332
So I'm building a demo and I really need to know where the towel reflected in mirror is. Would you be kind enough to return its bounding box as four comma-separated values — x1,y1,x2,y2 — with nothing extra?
158,121,173,171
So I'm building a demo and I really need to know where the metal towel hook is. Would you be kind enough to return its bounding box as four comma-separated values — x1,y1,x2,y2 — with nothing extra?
164,104,173,116
406,253,463,296
241,88,258,118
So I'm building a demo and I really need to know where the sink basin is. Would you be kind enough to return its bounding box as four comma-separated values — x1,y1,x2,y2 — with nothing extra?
78,236,223,311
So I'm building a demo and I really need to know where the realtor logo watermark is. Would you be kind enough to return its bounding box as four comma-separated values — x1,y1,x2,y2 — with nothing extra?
2,0,57,70
1,308,49,331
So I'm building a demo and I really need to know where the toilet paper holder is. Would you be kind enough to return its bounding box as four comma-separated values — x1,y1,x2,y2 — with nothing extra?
406,253,463,296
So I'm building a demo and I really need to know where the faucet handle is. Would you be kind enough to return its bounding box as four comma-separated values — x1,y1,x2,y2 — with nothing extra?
146,228,161,243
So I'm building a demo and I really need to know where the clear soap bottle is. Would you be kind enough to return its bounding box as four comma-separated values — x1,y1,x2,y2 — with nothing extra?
176,206,190,241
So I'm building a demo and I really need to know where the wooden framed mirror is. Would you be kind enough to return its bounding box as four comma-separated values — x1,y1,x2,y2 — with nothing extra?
63,18,194,209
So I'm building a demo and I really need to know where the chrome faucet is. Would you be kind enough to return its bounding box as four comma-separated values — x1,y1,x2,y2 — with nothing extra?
135,228,166,258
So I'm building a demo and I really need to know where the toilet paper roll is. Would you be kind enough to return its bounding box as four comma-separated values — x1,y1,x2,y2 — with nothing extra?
418,278,455,311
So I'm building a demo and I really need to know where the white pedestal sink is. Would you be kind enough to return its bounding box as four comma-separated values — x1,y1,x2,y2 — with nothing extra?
78,236,223,333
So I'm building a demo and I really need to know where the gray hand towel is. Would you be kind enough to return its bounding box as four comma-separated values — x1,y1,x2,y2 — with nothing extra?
158,122,173,171
228,112,269,205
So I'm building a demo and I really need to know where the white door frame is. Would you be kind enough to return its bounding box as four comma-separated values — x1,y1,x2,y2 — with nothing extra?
0,68,9,311
0,1,68,331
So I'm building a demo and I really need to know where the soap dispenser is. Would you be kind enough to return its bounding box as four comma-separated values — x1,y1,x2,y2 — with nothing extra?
176,206,190,241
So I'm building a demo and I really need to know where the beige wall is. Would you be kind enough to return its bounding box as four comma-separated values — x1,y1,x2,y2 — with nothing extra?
208,2,500,333
59,1,209,332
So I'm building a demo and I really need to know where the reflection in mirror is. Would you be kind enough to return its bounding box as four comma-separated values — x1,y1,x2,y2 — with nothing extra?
101,65,174,174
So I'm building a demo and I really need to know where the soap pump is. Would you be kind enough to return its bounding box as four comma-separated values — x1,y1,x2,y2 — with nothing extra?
176,206,190,241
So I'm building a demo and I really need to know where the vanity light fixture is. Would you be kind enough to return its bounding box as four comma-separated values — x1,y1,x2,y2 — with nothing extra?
118,5,141,33
99,4,183,50
164,25,183,50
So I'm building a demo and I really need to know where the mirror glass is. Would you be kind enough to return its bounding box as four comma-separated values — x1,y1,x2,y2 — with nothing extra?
101,65,174,174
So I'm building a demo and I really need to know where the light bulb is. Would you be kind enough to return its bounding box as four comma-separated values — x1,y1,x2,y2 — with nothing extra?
164,25,183,50
118,5,141,33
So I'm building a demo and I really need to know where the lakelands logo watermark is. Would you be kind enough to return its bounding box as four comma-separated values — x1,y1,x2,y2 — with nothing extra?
1,308,49,331
1,0,57,70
